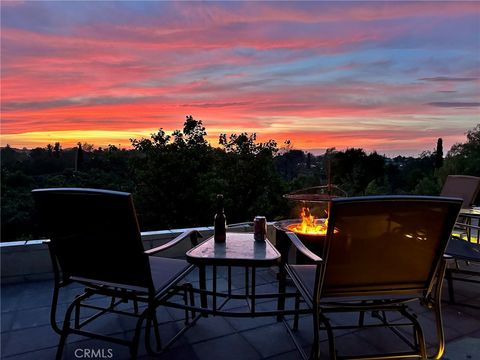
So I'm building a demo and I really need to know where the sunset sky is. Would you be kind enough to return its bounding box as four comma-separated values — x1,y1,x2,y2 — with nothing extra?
1,1,479,156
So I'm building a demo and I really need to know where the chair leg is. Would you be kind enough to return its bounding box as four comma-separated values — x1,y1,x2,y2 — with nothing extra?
131,307,149,359
109,295,116,308
431,298,446,359
133,298,139,314
277,270,287,322
358,311,365,327
293,291,300,331
402,307,427,358
358,301,366,327
321,314,336,360
55,331,68,360
56,293,88,360
183,284,190,325
144,309,154,355
431,266,447,359
74,301,81,329
145,311,162,355
446,268,455,304
152,310,162,351
50,282,63,335
310,306,321,360
187,283,196,320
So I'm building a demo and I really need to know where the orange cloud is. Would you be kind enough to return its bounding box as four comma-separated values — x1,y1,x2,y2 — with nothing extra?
2,1,478,155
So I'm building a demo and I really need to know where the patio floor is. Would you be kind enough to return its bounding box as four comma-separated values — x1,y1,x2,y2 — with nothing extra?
1,264,479,360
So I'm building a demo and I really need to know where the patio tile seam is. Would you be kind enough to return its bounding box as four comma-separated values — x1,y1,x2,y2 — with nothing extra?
233,325,276,359
445,327,480,343
0,314,183,335
1,344,59,359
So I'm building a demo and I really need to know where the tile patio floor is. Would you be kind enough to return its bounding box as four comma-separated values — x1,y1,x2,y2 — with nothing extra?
1,264,479,360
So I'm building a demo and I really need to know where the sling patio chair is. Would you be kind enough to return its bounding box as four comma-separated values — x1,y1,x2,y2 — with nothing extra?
32,188,201,360
440,175,480,306
440,175,480,209
440,174,480,240
282,195,461,360
445,230,480,307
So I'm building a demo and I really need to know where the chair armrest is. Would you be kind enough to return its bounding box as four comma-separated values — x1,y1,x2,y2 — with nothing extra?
285,231,323,263
145,230,202,255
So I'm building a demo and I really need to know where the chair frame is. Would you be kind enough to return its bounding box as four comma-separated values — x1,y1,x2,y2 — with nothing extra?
281,195,461,360
33,188,202,359
445,231,480,308
440,175,480,209
439,175,480,307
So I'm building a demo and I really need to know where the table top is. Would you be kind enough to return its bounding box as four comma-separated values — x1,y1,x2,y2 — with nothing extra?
186,232,281,267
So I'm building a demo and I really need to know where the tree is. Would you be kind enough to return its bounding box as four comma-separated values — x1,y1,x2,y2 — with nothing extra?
439,124,480,179
275,149,306,180
75,142,84,171
46,144,53,157
130,117,216,229
434,138,443,169
53,142,61,158
183,115,208,147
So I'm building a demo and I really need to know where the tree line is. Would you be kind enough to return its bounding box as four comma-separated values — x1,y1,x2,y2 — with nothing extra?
1,116,479,242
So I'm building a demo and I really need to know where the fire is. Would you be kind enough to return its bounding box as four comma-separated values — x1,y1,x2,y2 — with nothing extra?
287,207,328,235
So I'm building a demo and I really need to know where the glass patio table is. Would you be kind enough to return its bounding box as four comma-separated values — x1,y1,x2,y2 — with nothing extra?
184,232,300,317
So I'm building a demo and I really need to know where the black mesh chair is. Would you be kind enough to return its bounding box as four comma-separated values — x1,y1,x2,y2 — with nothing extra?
440,175,480,209
283,196,461,360
32,188,201,360
439,175,480,305
445,223,480,307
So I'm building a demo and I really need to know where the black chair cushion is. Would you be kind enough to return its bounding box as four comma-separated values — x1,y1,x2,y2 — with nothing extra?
446,238,480,263
149,257,193,294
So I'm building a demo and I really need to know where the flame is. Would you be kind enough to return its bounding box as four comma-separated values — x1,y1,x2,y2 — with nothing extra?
287,207,328,235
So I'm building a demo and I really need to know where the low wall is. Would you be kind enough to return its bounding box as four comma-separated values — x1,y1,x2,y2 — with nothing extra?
1,224,277,284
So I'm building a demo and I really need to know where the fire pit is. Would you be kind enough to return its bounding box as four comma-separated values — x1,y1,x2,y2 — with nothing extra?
274,185,345,263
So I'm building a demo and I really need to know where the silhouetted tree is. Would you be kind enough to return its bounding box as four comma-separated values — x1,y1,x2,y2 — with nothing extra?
3,119,478,242
275,149,306,180
75,142,84,171
435,138,443,169
53,142,61,158
439,124,480,178
46,144,53,157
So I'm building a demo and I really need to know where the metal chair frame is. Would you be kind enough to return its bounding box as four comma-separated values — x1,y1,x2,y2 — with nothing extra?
280,196,461,360
445,231,480,308
33,188,201,359
439,175,480,307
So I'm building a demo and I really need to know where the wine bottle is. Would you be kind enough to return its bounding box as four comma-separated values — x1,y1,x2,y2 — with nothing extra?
214,194,226,243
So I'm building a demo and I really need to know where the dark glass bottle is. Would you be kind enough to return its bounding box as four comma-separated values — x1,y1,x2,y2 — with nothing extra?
214,194,226,243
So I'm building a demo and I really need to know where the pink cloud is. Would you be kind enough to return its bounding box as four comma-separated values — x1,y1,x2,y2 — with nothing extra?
2,1,478,154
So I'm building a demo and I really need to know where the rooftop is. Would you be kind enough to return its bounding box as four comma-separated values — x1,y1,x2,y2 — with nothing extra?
2,262,480,360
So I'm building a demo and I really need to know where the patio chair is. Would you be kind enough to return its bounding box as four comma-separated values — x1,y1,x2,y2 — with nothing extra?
283,195,461,360
439,175,480,306
444,218,480,307
32,188,201,360
440,175,480,209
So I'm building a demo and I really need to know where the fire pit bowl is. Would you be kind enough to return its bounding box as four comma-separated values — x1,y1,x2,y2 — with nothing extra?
274,218,328,264
275,185,345,263
273,218,328,237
